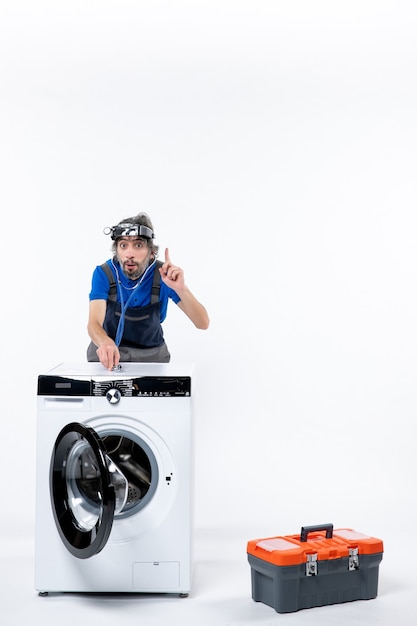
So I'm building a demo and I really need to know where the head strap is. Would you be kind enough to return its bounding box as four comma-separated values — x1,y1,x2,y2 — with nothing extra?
104,223,155,240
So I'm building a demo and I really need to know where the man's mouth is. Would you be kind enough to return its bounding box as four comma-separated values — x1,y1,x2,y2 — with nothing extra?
123,262,140,277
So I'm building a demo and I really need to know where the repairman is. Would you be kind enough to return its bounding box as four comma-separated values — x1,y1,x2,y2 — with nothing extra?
87,212,209,369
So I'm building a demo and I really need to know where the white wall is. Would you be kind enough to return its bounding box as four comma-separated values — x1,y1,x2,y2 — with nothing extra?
1,1,416,542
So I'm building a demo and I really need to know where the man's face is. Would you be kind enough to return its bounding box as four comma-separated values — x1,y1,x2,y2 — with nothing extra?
116,236,152,280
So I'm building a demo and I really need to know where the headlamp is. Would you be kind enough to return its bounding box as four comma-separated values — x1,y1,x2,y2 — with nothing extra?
103,223,155,240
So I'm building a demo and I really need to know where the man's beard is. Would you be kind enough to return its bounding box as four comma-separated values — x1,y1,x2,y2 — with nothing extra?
120,256,151,280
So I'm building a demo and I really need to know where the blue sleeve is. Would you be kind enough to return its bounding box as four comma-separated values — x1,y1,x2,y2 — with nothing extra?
89,264,111,301
169,287,181,305
158,283,181,321
159,280,181,306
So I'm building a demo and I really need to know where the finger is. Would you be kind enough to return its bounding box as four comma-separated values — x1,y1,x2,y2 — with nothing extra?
161,248,171,276
102,352,113,370
170,268,179,281
98,345,118,370
98,351,110,370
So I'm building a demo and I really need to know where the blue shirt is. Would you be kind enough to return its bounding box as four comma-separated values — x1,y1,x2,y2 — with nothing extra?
89,259,181,322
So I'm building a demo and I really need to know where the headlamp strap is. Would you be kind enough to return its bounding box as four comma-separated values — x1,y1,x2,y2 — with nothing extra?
103,223,155,240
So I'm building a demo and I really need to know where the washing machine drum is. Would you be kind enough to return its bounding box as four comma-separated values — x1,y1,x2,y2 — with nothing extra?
50,422,130,559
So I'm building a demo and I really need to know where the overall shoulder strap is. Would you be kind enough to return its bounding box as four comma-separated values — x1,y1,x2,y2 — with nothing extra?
151,260,163,304
101,260,162,303
100,262,117,300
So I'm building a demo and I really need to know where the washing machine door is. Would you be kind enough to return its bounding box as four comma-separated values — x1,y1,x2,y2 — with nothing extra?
50,422,126,559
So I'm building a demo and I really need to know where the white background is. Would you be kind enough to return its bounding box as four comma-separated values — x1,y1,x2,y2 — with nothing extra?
0,1,416,623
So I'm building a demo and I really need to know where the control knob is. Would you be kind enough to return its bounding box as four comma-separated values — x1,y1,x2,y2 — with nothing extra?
106,387,122,404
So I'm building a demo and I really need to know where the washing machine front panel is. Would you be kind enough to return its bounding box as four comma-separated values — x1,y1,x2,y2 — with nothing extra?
83,411,186,544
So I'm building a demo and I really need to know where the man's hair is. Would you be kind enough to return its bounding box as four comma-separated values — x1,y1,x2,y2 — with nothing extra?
111,212,159,257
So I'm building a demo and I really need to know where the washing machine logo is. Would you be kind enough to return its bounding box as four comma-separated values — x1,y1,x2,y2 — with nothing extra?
106,387,122,404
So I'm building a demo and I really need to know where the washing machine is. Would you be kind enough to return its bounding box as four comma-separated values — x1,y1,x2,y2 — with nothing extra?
35,361,194,597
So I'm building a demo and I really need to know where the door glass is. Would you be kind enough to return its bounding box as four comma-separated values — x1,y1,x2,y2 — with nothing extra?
65,439,129,530
66,439,103,531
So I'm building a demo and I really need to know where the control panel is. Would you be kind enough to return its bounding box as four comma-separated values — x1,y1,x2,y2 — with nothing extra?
38,375,191,397
93,377,191,397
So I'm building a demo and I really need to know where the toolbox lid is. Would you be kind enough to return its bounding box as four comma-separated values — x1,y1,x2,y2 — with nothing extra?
247,525,383,566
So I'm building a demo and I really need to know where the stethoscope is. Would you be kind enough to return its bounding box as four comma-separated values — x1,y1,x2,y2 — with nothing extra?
111,256,157,347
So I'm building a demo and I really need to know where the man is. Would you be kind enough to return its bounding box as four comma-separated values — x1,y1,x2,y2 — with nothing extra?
87,212,209,369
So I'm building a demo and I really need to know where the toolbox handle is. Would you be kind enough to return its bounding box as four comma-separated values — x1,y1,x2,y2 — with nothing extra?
300,523,333,542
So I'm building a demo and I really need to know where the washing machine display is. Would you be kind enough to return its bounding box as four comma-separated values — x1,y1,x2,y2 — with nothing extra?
35,362,194,596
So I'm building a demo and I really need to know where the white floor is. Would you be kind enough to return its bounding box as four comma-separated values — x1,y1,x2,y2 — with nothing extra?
1,522,415,626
